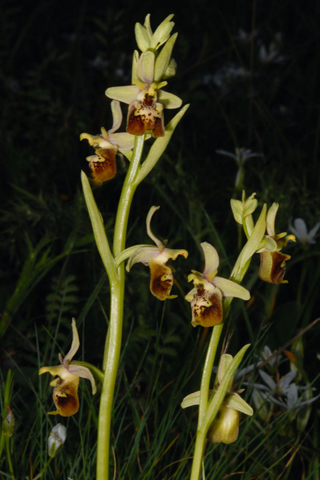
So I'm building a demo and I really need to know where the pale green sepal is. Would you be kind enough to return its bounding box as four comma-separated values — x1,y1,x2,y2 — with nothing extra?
181,390,201,409
109,100,122,132
244,194,258,216
213,277,250,300
230,199,243,224
132,50,139,84
64,318,80,363
71,360,104,384
138,51,155,85
144,14,153,40
81,171,117,284
264,237,278,252
126,246,159,271
200,344,251,433
202,242,219,277
226,393,253,416
136,105,189,184
238,204,267,270
150,14,175,49
111,132,134,150
266,202,279,236
244,214,255,237
157,89,182,109
146,206,162,247
69,364,97,394
154,33,178,82
114,244,151,269
105,85,139,104
135,23,150,51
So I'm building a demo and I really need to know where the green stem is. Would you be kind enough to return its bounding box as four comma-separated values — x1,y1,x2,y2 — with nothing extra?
198,324,223,422
5,437,14,479
96,135,145,480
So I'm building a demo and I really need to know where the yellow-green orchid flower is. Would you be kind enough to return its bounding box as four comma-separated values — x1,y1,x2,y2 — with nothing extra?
39,319,96,417
185,243,250,327
106,15,182,138
181,354,253,444
80,100,134,186
126,206,188,300
258,203,295,284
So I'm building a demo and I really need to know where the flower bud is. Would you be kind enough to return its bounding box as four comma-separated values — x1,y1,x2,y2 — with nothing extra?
2,406,15,438
48,423,67,458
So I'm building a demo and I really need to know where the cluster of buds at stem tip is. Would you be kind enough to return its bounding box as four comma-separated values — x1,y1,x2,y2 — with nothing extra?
231,192,295,284
106,14,182,138
126,206,188,300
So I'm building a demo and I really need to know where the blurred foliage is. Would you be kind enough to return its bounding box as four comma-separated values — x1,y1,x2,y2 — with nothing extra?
1,0,320,478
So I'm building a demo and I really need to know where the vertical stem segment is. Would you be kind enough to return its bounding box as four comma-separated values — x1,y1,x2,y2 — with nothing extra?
96,136,145,480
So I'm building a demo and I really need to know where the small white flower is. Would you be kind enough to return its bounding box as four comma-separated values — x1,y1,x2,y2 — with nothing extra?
216,148,262,167
48,424,67,458
289,218,320,245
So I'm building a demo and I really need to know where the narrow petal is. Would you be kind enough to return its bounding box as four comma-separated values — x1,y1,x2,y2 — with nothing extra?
146,206,163,248
109,100,123,134
226,392,253,416
213,277,250,300
105,85,140,105
69,364,97,394
64,319,80,363
157,89,182,109
126,245,159,271
110,132,135,151
266,203,279,237
201,242,219,279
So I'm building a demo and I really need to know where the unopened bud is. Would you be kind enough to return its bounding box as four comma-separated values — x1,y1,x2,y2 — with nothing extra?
48,423,67,458
2,406,15,437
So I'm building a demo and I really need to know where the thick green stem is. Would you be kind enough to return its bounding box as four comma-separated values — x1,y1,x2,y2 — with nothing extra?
96,136,145,480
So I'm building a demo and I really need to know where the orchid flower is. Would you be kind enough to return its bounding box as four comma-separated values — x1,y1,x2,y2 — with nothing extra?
106,15,182,137
289,218,320,245
185,243,250,327
257,203,295,284
80,100,134,186
126,206,188,300
39,319,96,417
181,354,253,444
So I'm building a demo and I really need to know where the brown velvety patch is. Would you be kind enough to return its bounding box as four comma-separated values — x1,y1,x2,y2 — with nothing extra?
53,380,79,417
259,251,291,284
149,261,173,301
89,148,117,185
191,287,223,327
